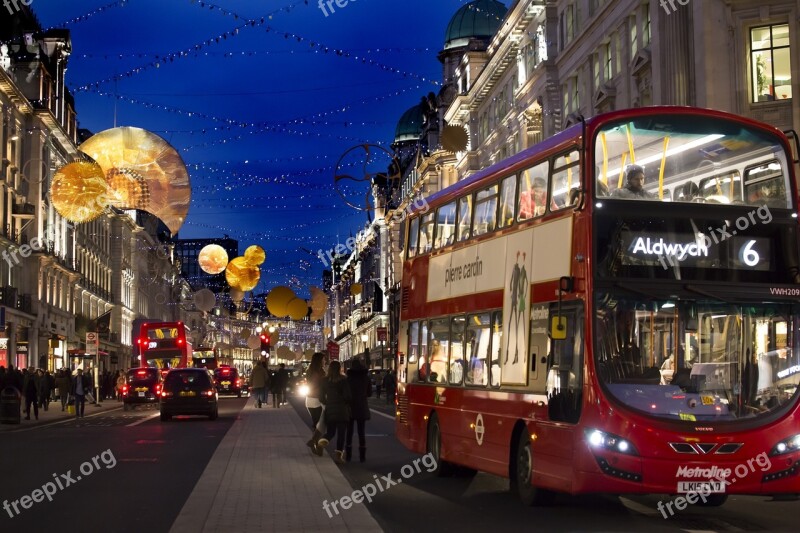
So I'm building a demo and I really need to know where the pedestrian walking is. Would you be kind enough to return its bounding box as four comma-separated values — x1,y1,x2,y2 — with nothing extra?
383,370,397,404
250,358,269,408
317,361,352,464
72,368,91,418
23,368,41,420
375,373,382,399
304,352,327,454
56,370,71,411
38,369,51,411
116,371,126,402
273,363,289,407
345,358,371,462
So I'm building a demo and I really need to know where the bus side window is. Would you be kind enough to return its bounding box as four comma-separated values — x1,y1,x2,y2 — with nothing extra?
547,307,583,423
490,310,503,388
551,150,580,210
418,213,434,255
497,175,517,229
473,185,498,237
457,195,473,241
407,217,419,259
408,321,421,383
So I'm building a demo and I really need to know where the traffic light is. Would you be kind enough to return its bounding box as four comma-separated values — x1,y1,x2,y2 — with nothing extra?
260,333,270,356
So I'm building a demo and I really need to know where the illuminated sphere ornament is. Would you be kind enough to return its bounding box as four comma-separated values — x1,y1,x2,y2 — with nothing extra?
193,289,216,312
266,286,296,317
350,283,363,296
247,335,261,350
50,161,110,223
225,256,260,292
198,244,229,275
287,297,309,320
229,288,245,303
105,167,150,209
244,245,266,266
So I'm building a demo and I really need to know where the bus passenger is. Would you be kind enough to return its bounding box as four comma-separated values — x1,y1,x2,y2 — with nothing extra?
612,165,654,199
519,177,552,218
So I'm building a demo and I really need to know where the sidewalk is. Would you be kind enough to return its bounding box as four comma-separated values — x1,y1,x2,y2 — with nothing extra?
0,397,122,432
170,401,383,533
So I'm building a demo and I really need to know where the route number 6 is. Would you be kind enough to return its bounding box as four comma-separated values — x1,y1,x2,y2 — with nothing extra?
740,240,759,267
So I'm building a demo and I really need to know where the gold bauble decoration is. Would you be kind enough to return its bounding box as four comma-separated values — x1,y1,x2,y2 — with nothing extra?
50,161,110,223
266,286,296,317
225,257,260,292
198,244,229,275
441,124,469,152
350,283,363,296
244,245,266,266
193,289,216,312
287,297,309,320
105,167,150,209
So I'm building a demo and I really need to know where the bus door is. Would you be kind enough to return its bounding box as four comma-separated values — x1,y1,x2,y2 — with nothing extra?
534,303,584,491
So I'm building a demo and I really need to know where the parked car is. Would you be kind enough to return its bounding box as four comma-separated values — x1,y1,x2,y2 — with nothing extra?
160,368,218,421
122,368,162,410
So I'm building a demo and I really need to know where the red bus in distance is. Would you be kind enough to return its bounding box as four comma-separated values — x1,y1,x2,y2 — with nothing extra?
138,322,193,375
395,106,800,506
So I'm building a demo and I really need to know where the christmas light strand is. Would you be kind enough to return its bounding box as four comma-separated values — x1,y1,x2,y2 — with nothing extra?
43,1,128,31
74,47,434,59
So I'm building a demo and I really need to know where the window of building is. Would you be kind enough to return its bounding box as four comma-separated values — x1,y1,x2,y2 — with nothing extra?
642,4,651,47
465,313,491,387
449,315,466,385
603,43,612,81
418,212,434,255
518,160,551,220
497,174,517,228
566,4,575,44
473,184,499,236
434,201,457,249
629,16,638,58
614,31,622,74
751,24,792,102
592,53,601,92
457,195,473,242
552,149,581,209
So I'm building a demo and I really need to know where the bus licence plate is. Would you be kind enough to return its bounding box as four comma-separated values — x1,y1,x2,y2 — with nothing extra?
677,481,725,493
138,392,145,397
180,391,196,397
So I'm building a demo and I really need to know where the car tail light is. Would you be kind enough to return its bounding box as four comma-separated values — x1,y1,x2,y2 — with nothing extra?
161,390,173,398
204,390,215,397
122,385,129,395
236,378,241,387
155,384,162,394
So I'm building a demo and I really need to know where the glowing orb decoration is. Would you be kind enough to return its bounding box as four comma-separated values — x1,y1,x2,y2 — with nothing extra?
193,289,216,312
350,283,363,296
198,244,229,275
229,288,245,303
287,297,309,320
441,124,470,152
247,335,261,350
50,161,110,223
323,327,332,337
78,126,191,234
225,257,260,292
105,167,150,209
309,287,329,321
244,245,266,266
277,345,293,359
266,286,296,317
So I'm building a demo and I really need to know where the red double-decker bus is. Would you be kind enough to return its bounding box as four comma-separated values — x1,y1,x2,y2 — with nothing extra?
396,106,800,506
137,321,193,374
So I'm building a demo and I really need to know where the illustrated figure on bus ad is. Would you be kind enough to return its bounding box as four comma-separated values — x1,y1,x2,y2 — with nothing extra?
503,248,531,384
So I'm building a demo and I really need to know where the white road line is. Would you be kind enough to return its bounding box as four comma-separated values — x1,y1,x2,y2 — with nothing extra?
8,406,123,432
127,412,160,427
370,408,395,420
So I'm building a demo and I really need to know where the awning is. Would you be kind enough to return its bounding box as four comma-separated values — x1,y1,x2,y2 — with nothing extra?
67,349,110,357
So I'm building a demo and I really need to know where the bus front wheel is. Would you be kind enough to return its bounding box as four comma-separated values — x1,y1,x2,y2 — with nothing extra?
426,414,453,477
511,430,554,506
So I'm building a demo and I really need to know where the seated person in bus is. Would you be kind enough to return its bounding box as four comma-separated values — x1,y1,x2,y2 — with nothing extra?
611,165,655,199
675,181,700,202
519,177,556,219
595,180,609,197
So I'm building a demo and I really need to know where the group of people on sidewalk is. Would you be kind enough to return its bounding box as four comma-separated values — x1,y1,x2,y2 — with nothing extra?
249,360,290,408
304,353,372,464
0,365,94,420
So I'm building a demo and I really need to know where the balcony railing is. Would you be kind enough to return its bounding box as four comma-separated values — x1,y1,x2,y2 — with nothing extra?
0,287,33,315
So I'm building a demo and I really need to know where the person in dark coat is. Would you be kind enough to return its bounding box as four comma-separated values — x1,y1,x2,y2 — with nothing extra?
273,363,289,407
383,370,397,404
55,370,71,411
345,358,371,462
39,370,52,411
317,361,351,464
71,368,92,418
23,368,41,420
6,365,22,393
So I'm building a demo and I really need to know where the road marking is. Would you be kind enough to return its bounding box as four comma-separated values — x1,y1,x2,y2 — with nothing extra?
6,407,123,432
370,409,395,420
127,413,160,427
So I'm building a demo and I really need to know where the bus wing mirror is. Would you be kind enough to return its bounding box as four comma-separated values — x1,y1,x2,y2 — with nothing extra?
551,316,568,340
784,129,800,164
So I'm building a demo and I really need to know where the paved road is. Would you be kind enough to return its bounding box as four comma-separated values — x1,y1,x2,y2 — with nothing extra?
0,397,244,532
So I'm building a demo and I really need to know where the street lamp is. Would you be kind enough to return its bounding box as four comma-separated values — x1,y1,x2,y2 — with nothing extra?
361,333,370,368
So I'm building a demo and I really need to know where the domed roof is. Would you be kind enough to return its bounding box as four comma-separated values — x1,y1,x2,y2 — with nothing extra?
444,0,507,51
394,103,424,143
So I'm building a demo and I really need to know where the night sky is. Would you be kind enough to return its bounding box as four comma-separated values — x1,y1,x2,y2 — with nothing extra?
28,0,492,296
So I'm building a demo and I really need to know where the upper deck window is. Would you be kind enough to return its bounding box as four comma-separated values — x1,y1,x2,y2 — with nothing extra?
457,195,473,242
596,115,793,209
473,184,499,236
552,150,581,209
518,160,551,220
407,217,419,259
498,175,517,228
418,212,435,255
435,201,457,249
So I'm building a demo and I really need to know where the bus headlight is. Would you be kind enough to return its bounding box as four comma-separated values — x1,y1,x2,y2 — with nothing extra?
585,429,638,456
770,434,800,456
299,384,309,397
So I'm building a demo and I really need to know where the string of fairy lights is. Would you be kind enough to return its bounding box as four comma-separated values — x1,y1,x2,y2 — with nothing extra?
74,47,436,59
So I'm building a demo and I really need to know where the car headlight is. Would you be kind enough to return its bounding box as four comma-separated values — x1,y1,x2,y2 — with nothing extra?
299,384,309,397
585,428,638,456
770,434,800,456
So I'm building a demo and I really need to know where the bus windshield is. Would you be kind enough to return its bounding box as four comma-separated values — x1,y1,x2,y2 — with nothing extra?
595,114,792,208
594,294,800,422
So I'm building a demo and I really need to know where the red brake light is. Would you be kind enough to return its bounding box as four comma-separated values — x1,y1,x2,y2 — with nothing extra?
177,338,184,345
137,370,147,375
222,369,230,375
204,390,215,397
235,378,241,386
